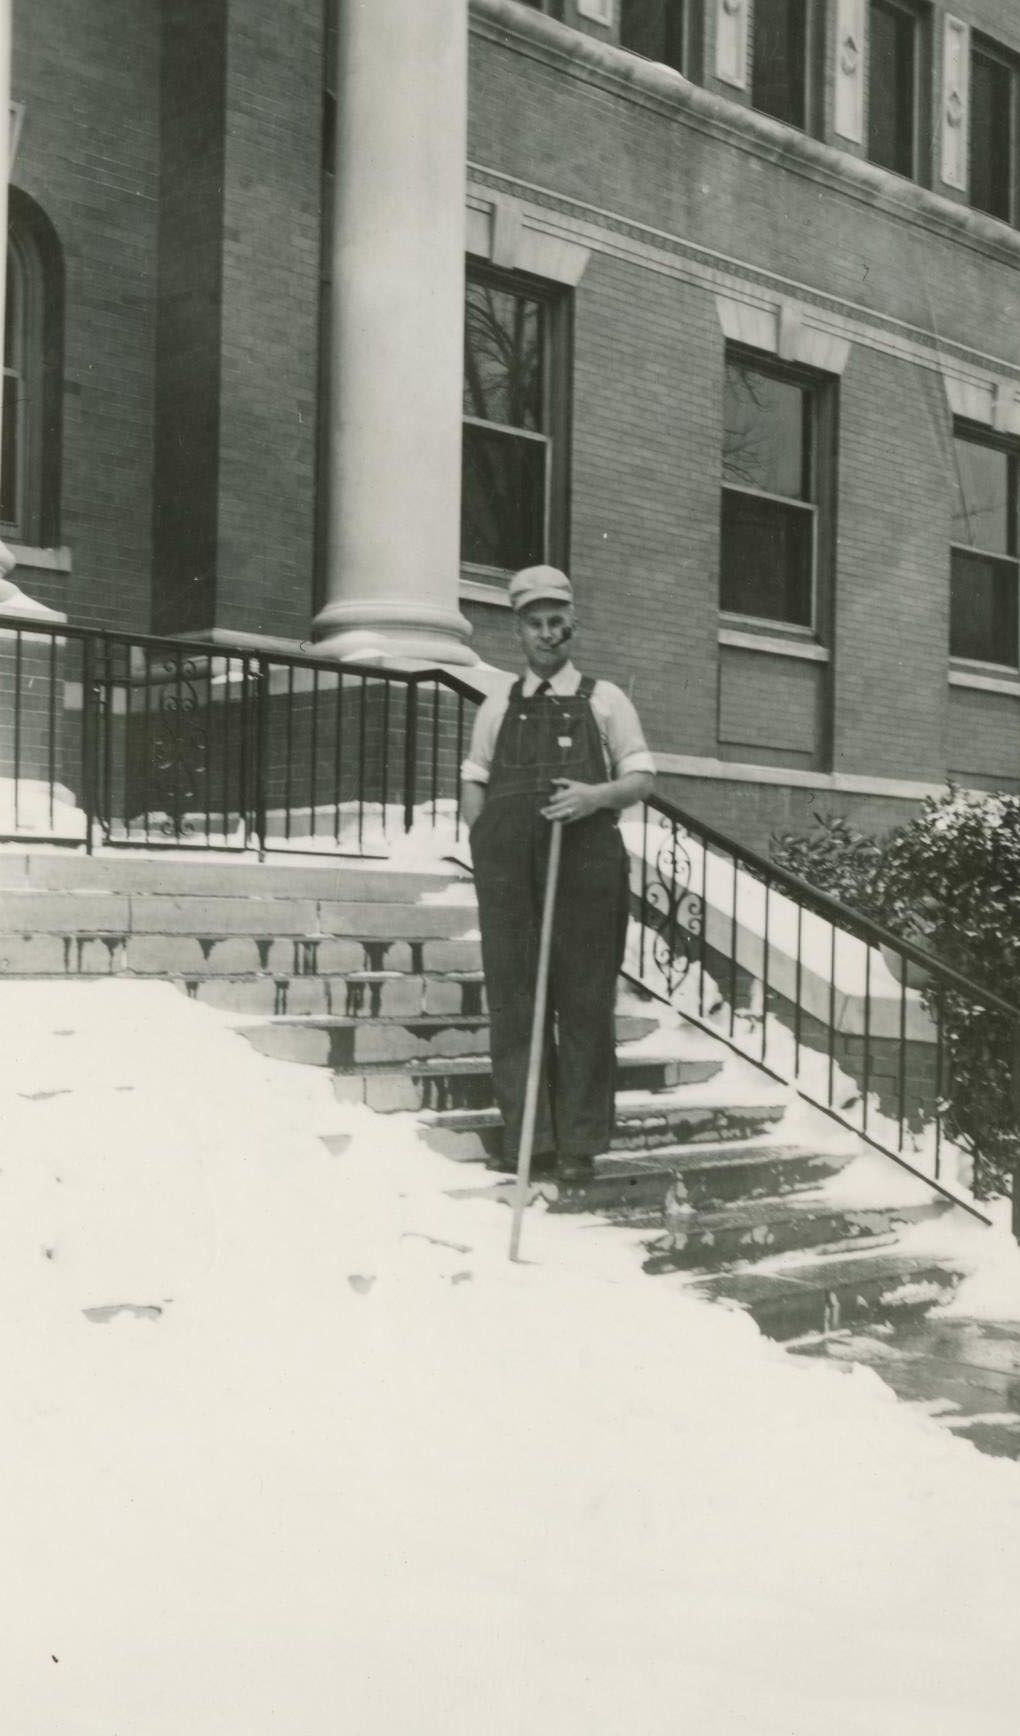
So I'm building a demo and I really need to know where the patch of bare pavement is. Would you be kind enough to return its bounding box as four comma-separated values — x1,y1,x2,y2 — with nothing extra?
793,1316,1020,1462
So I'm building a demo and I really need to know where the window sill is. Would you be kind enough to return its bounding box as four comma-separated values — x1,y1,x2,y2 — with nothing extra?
949,664,1020,697
718,625,829,663
461,571,513,608
3,543,72,574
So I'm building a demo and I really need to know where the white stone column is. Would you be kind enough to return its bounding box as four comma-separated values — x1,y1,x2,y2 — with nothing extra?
313,0,476,666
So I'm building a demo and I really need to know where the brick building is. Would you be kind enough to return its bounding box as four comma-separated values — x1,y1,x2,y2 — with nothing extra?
3,0,1020,848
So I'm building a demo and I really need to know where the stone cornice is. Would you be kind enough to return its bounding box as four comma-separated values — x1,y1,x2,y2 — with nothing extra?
469,0,1020,277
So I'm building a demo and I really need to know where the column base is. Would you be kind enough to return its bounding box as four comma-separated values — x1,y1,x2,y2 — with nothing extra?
311,598,478,668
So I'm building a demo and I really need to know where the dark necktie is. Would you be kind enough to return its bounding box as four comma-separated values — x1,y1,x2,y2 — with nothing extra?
534,680,552,698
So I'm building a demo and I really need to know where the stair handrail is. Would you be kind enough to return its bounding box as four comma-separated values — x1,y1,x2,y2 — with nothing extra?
641,792,1020,1019
631,790,1020,1236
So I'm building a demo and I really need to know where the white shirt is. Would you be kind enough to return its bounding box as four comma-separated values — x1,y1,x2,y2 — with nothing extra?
461,661,656,786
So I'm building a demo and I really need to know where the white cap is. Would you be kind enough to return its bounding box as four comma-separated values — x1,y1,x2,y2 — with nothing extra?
507,565,573,612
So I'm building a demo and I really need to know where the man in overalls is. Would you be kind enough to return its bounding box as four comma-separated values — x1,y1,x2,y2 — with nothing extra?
461,566,655,1181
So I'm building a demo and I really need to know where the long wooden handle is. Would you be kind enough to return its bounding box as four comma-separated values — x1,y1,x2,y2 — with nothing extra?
509,821,564,1262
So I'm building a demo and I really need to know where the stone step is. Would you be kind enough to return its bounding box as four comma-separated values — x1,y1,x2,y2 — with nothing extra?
447,1153,679,1216
1,934,484,986
0,889,481,945
416,1092,787,1164
333,1050,724,1112
642,1197,945,1275
686,1246,965,1341
0,849,476,904
181,966,488,1013
238,1008,658,1068
541,1138,857,1219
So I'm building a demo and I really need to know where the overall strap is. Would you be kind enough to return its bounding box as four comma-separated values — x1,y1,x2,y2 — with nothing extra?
577,675,597,701
509,677,525,700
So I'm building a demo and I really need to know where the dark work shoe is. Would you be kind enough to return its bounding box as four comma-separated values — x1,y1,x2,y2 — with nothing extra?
557,1154,596,1186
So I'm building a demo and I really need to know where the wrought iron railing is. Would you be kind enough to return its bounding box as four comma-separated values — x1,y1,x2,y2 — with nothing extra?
627,793,1020,1235
5,615,1018,1230
0,619,481,856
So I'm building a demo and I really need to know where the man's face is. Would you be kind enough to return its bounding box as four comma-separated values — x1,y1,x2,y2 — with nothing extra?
515,602,575,677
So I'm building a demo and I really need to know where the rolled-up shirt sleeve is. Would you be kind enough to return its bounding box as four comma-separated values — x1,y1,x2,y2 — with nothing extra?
596,683,656,780
461,693,503,786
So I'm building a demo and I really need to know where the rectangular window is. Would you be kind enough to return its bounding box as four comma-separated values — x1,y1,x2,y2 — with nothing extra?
752,0,807,129
950,431,1020,667
461,268,567,578
970,38,1015,222
868,0,917,177
720,355,827,630
619,0,685,73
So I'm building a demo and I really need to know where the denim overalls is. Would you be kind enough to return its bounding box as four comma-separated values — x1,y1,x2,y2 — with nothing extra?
470,675,629,1166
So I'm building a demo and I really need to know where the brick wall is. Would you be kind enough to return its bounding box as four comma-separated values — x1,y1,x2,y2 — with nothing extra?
12,0,161,633
655,770,932,854
214,0,325,642
948,687,1020,792
832,346,952,785
151,0,228,636
468,23,1020,372
13,0,324,644
465,11,1020,840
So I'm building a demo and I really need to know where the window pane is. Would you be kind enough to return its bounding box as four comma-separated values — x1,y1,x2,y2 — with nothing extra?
752,0,806,128
0,374,18,526
950,549,1019,664
723,363,809,499
619,0,685,72
461,425,546,571
970,48,1012,220
463,283,544,431
720,490,814,624
951,439,1014,555
4,253,16,365
868,1,915,176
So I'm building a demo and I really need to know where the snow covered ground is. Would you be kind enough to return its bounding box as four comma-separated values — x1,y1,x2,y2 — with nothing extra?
3,977,1020,1735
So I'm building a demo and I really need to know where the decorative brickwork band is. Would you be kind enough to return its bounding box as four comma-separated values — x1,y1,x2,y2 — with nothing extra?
941,16,970,193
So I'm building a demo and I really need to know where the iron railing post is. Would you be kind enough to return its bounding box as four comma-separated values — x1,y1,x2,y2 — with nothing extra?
254,656,269,859
80,635,96,855
403,679,418,833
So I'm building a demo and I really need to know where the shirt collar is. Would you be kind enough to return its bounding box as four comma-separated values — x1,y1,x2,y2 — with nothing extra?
521,660,580,697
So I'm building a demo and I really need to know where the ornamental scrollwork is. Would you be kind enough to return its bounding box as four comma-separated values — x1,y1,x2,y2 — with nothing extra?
643,814,704,999
149,655,208,838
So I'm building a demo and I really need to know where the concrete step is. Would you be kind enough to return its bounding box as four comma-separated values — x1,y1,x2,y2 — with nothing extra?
332,1050,724,1112
642,1197,945,1275
0,889,481,946
685,1246,965,1341
238,1007,658,1068
642,1138,857,1212
416,1091,787,1165
0,849,476,903
1,932,484,985
447,1153,679,1217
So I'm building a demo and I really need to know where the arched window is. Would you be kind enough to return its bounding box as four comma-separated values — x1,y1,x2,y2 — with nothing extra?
1,191,63,546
